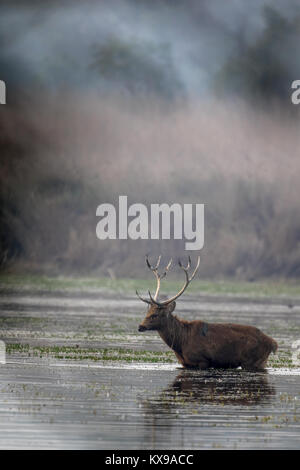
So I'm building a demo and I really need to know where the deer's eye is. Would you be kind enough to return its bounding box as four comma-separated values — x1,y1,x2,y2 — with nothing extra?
151,314,158,319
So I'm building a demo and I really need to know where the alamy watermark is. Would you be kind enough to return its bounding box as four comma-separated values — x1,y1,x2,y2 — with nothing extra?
0,80,6,104
96,196,204,250
291,80,300,105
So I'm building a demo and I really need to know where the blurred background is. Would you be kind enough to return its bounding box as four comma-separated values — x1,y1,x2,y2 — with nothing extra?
1,0,300,280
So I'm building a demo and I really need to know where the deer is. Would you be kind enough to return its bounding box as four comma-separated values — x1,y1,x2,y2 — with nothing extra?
137,255,278,370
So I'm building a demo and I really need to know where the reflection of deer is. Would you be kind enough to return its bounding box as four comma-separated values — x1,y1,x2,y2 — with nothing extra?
139,370,276,449
166,369,275,406
141,369,275,414
137,255,278,370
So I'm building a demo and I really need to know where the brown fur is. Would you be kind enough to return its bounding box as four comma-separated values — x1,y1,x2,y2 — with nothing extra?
138,302,277,370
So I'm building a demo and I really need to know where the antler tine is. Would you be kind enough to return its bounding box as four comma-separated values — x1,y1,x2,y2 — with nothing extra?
159,256,201,305
154,255,162,270
145,254,161,300
136,289,152,305
178,255,191,271
189,255,201,281
146,254,161,271
152,257,173,301
160,258,172,280
148,290,162,306
146,255,173,301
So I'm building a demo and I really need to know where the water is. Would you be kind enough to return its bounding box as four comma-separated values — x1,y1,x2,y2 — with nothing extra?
0,289,299,449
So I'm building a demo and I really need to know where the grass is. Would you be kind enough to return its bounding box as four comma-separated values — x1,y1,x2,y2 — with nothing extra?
268,350,298,369
1,273,300,298
6,343,176,363
0,316,45,326
7,343,297,368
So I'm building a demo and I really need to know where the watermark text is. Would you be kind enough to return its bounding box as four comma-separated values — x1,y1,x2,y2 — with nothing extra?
291,80,300,104
0,80,6,104
96,196,204,251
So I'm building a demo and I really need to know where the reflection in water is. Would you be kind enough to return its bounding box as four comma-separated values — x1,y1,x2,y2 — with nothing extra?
140,369,276,448
145,369,276,408
165,369,276,406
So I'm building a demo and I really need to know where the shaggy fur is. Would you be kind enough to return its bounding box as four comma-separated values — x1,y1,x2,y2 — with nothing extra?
139,301,277,370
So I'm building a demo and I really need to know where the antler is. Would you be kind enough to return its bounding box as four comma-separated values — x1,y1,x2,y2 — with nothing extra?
146,254,172,300
158,256,200,305
136,255,200,306
136,255,172,304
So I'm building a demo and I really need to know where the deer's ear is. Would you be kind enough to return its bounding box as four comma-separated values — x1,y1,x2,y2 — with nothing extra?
165,301,176,315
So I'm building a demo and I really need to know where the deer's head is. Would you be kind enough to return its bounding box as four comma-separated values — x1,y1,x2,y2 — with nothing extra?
137,255,200,332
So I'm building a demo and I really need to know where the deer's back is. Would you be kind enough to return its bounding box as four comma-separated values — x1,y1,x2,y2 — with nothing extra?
183,320,277,368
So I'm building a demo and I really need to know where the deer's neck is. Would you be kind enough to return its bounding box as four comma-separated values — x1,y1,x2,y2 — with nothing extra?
158,314,188,354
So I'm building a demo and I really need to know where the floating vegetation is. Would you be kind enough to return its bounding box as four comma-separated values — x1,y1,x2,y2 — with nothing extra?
268,350,298,369
6,343,176,363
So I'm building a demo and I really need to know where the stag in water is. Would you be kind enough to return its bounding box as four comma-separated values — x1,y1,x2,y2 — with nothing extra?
137,255,277,370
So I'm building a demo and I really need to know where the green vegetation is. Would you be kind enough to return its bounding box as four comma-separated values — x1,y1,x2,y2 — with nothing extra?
6,343,176,363
215,6,300,105
268,350,298,369
92,37,182,98
1,273,300,298
6,343,297,369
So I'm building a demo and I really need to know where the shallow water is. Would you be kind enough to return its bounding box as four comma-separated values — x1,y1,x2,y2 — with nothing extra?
0,290,299,449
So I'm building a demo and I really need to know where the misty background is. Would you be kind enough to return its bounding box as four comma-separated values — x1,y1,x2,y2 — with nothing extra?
1,0,300,280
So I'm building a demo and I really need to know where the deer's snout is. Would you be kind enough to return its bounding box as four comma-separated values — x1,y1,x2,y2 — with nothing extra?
138,324,147,332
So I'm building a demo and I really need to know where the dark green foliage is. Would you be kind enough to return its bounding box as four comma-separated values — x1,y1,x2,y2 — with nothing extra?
215,6,300,104
92,38,183,99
